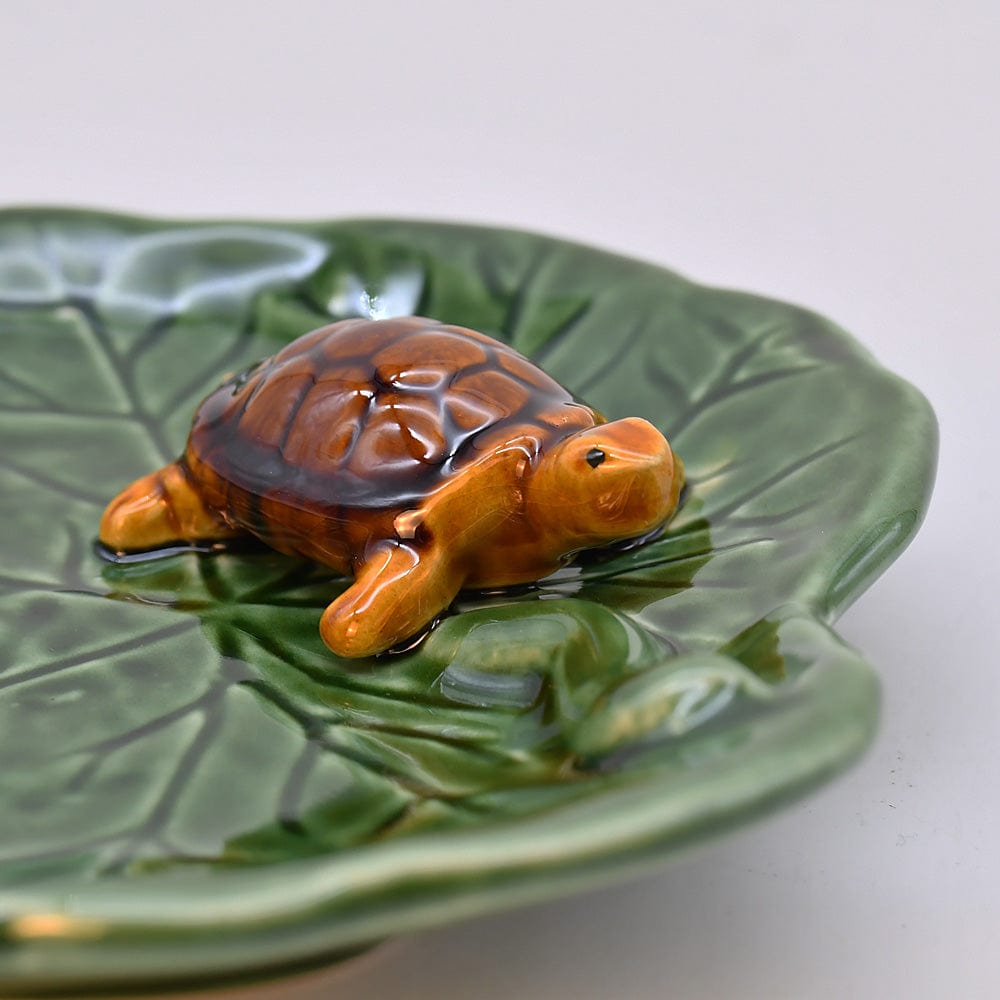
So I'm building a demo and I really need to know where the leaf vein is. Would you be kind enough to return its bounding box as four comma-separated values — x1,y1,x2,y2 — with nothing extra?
705,432,863,523
0,619,198,691
0,454,109,507
70,299,177,465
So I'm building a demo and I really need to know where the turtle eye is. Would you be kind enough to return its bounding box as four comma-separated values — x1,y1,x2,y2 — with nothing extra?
586,447,606,468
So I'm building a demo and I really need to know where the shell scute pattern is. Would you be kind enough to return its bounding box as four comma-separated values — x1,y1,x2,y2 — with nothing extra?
189,316,596,509
237,368,315,452
280,382,368,468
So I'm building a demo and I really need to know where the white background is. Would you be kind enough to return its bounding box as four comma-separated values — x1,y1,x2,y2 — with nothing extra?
3,2,998,997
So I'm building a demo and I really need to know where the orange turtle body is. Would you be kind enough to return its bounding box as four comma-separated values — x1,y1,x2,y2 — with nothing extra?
100,317,684,658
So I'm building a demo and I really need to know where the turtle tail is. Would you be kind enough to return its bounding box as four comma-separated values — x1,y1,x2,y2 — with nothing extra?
99,460,240,554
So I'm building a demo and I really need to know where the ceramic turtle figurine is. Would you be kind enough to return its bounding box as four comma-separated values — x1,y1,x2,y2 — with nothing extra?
100,316,684,658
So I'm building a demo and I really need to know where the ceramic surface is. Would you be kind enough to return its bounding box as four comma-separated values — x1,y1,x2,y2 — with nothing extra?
0,210,936,995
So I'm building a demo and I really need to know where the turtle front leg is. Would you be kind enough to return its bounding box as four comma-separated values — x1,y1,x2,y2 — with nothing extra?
320,541,463,659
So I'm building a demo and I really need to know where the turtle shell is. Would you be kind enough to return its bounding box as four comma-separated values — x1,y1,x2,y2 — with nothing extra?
185,316,601,515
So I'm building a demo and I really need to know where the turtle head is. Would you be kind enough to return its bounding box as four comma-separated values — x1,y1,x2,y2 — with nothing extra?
528,417,684,549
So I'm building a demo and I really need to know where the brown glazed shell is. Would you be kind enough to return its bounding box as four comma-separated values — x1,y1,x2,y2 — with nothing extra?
183,317,601,571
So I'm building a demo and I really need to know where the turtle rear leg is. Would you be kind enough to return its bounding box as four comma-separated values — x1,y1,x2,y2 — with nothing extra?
100,461,243,554
320,541,462,659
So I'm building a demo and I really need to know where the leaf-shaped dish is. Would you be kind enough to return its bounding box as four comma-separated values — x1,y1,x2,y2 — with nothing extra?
0,210,936,995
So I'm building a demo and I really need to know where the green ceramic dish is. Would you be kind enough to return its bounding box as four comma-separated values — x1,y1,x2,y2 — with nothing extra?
0,209,936,995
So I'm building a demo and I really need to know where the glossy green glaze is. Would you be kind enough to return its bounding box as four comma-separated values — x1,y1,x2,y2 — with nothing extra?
0,209,936,994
